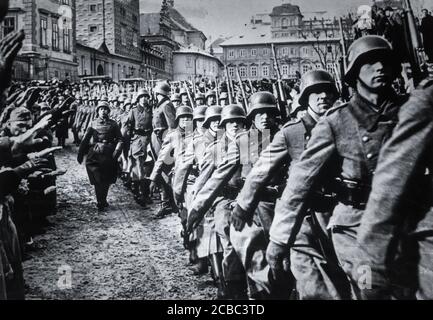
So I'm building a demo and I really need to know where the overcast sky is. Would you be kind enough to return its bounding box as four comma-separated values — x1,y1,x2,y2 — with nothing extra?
140,0,433,41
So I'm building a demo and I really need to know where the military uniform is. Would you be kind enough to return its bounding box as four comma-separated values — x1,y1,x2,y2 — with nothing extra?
270,91,406,298
78,106,123,209
357,82,433,300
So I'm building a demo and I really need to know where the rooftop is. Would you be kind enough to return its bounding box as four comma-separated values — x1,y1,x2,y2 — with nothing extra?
270,3,302,16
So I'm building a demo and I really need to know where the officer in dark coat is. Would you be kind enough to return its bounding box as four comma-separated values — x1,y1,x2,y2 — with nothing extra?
77,101,123,211
266,36,407,299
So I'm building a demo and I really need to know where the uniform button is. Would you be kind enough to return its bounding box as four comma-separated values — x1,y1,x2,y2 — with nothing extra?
366,153,373,159
362,136,369,142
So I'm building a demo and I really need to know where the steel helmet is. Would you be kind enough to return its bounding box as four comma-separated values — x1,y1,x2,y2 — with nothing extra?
219,92,229,100
175,105,193,121
96,101,110,113
298,70,338,107
247,91,279,120
219,104,246,128
154,81,171,96
206,90,216,99
195,93,205,101
179,88,189,97
344,35,400,87
193,105,208,121
203,105,222,128
171,93,181,102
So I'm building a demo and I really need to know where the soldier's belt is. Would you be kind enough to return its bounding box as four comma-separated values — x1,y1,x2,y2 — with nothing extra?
134,129,152,136
259,185,285,202
221,185,242,200
309,191,337,212
335,180,371,209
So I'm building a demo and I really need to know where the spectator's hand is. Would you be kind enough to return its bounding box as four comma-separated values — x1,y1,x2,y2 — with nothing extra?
0,29,25,92
14,158,51,178
10,116,52,155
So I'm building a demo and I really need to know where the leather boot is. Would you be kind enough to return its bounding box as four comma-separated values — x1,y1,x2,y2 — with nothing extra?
226,280,248,300
209,253,228,299
153,202,172,219
189,258,209,276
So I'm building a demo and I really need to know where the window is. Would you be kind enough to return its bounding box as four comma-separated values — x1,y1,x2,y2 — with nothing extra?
132,32,138,47
239,49,246,57
302,64,310,74
290,48,296,55
62,0,70,5
239,66,247,78
228,66,235,78
89,25,98,33
186,56,192,68
281,18,288,28
282,65,289,75
81,56,85,74
262,65,269,77
251,48,257,56
40,17,48,47
282,47,288,56
52,22,59,50
228,50,235,59
262,48,269,56
63,28,71,52
327,63,334,74
3,17,15,37
315,63,322,70
302,47,309,56
121,26,127,45
90,4,97,12
327,45,333,53
250,66,258,77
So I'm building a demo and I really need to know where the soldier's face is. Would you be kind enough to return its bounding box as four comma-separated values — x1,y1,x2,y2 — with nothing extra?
208,97,215,105
358,59,392,91
196,99,204,105
210,120,220,132
178,116,192,130
195,119,204,130
308,90,336,117
139,96,148,105
174,101,181,107
254,112,277,132
220,99,227,106
225,120,242,138
182,95,189,104
98,107,109,119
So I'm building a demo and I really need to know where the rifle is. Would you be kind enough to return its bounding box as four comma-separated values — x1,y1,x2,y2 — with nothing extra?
248,78,255,94
183,81,195,108
215,78,220,106
235,67,248,113
338,18,350,102
402,0,427,86
225,66,234,105
270,43,288,123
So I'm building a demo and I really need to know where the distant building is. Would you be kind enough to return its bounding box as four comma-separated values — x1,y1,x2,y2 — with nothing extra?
219,3,353,80
4,0,78,81
140,0,208,80
173,48,222,81
75,0,145,81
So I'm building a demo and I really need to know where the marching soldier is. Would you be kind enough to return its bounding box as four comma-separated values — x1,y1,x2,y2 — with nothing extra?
179,88,191,107
173,105,223,273
356,80,433,300
233,70,350,300
151,81,177,218
219,92,229,107
77,101,123,211
205,90,217,106
149,106,194,219
171,93,181,108
195,93,206,106
127,89,153,206
266,36,408,299
188,98,281,299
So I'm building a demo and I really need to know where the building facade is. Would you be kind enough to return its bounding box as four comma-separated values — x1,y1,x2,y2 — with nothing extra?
75,0,145,81
4,0,78,81
220,3,353,81
140,0,208,80
173,49,222,81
